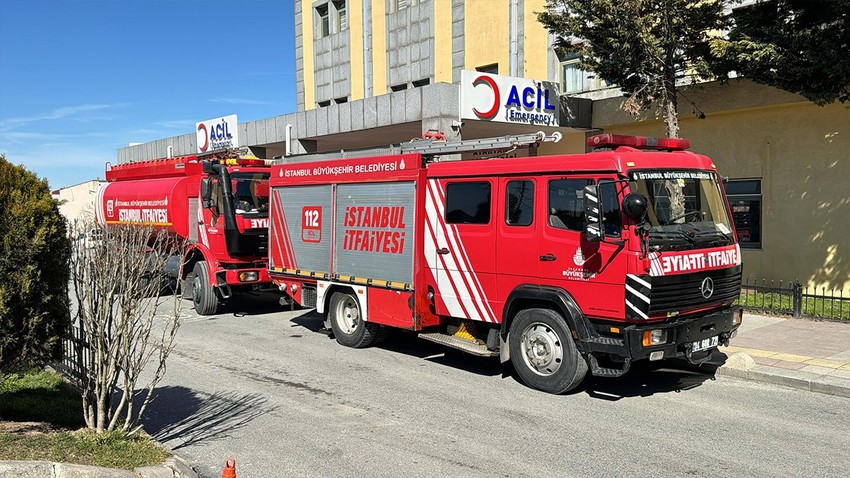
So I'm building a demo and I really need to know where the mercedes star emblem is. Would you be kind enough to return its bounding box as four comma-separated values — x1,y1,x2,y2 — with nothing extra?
701,277,715,299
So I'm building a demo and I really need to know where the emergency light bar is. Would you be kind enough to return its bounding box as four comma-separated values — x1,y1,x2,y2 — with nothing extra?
588,134,690,151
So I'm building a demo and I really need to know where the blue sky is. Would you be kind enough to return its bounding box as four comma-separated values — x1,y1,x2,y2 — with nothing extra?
0,0,296,189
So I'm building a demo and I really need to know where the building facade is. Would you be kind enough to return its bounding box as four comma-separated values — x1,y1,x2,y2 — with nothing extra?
117,0,849,291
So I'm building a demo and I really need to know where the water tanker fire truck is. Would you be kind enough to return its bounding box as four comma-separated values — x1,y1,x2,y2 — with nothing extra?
268,132,744,394
96,150,274,315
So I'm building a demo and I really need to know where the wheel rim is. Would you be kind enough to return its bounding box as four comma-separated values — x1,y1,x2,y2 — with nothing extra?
520,322,564,376
192,275,202,305
335,296,360,334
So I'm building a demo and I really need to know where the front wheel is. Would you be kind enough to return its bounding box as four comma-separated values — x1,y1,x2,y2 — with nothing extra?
509,308,587,394
191,261,219,316
328,291,382,348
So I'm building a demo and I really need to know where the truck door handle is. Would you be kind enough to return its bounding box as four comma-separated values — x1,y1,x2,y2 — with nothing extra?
539,253,557,262
437,248,450,255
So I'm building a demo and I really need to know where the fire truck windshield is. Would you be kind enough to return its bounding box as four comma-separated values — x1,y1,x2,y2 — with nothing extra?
231,172,270,215
629,170,735,251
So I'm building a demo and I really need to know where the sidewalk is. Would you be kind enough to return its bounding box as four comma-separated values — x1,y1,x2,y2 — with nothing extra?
717,312,850,398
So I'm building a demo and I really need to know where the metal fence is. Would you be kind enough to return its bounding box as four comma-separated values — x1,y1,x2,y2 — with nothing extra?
737,278,850,320
54,324,92,385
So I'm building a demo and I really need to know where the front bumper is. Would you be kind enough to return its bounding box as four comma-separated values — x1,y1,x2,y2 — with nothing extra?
580,306,743,376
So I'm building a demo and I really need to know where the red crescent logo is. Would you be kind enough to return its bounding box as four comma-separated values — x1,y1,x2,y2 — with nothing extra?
197,123,209,151
472,75,500,120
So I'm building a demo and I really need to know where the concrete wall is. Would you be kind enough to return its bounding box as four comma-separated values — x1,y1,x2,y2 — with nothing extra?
591,80,850,291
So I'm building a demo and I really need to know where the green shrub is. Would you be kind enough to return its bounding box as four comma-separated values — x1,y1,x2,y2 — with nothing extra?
0,155,71,375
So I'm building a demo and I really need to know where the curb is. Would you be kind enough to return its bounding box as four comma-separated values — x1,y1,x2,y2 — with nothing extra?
0,456,199,478
717,352,850,398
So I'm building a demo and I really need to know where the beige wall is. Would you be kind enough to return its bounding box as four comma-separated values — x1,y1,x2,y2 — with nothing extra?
523,0,548,79
589,81,850,290
301,0,315,110
464,0,510,73
56,180,104,227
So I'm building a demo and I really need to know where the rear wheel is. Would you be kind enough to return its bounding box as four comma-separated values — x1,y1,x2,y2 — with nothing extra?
509,308,587,394
329,291,381,348
191,261,218,315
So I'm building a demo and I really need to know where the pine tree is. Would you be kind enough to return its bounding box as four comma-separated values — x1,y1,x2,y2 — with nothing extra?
0,155,71,376
710,0,850,105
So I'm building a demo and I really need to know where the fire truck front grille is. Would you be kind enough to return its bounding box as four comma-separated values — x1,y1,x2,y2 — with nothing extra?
626,266,742,318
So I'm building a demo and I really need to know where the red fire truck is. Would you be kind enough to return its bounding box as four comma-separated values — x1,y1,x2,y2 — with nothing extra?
267,133,743,394
96,150,274,315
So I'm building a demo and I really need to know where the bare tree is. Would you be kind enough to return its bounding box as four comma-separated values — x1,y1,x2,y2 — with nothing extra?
70,221,183,435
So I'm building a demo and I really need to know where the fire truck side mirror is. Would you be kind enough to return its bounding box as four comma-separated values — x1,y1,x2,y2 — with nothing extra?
200,178,212,207
583,184,604,243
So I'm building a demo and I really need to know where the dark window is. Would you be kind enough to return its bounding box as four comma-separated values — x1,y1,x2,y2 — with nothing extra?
390,83,408,92
446,182,491,225
599,181,622,237
316,4,330,38
334,1,347,32
548,178,593,231
412,78,430,87
727,179,762,249
317,100,331,107
334,97,348,104
476,64,499,74
506,180,534,226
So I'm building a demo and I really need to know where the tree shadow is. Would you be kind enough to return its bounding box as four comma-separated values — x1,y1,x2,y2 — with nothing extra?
140,386,277,450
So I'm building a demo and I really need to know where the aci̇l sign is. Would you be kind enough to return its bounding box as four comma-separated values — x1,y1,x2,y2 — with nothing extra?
196,114,239,153
460,71,559,127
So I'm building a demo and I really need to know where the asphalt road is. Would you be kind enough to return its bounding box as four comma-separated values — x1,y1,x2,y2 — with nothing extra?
141,292,850,478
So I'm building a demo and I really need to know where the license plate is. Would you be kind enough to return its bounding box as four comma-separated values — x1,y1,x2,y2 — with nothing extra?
690,335,719,353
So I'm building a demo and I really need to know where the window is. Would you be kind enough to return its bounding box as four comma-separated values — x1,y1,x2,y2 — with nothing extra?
506,180,534,226
317,100,331,107
726,179,762,249
334,1,347,32
560,58,583,94
446,182,491,225
390,0,418,13
476,64,499,75
316,4,330,38
412,78,430,88
390,83,408,92
548,178,593,231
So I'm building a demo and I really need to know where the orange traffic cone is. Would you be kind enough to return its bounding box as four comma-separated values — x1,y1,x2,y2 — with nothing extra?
221,458,236,478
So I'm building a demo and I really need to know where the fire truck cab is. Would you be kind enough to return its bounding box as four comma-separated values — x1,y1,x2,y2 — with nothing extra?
98,150,274,315
268,133,743,394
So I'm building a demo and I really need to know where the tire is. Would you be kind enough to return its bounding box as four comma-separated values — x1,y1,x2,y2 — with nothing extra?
328,291,381,348
191,261,218,315
508,308,588,394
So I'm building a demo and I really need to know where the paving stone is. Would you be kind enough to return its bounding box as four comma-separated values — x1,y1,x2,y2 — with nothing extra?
0,461,54,478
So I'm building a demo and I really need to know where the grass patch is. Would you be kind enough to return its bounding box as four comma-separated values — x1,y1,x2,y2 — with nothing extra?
0,368,84,428
736,289,850,320
0,430,170,470
1,368,170,470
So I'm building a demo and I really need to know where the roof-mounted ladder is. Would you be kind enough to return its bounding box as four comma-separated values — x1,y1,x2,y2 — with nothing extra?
281,131,562,164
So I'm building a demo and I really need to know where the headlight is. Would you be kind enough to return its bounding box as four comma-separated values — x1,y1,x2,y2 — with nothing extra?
238,271,259,282
642,329,668,347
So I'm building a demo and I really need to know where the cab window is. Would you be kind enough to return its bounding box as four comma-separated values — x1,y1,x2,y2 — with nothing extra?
506,180,534,226
548,178,593,231
446,182,491,224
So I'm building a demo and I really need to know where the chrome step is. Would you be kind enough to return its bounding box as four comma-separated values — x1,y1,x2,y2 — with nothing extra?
418,332,499,357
